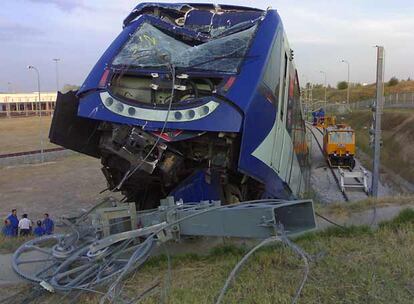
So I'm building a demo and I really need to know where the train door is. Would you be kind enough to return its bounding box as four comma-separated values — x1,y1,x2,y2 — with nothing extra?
271,33,290,180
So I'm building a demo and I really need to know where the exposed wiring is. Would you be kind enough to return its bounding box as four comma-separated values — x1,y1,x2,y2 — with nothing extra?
99,236,156,304
215,236,281,304
279,229,310,304
114,63,176,190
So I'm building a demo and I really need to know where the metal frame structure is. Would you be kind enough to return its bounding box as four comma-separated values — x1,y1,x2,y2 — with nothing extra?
12,197,316,293
338,167,369,194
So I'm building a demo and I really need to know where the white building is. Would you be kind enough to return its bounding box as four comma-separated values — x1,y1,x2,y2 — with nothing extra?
0,92,57,117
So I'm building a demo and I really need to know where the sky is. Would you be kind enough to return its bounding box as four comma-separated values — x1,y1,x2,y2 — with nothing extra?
1,0,413,92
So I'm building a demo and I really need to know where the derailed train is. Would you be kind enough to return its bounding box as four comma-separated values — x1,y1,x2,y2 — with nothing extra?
50,3,310,210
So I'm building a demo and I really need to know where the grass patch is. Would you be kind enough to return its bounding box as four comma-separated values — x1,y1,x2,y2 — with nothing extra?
0,235,34,254
316,195,414,217
379,208,414,229
27,209,414,304
295,225,373,243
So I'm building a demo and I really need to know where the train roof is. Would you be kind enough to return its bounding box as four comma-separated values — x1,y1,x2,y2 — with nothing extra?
124,2,265,27
326,124,354,132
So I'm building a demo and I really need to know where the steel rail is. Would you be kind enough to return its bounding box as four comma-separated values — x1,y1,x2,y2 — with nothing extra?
314,125,369,196
305,123,349,201
0,147,65,159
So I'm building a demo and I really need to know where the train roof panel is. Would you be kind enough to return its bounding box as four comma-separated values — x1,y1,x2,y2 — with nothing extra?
124,2,265,27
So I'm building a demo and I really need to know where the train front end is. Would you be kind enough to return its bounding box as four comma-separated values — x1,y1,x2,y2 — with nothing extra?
50,3,273,209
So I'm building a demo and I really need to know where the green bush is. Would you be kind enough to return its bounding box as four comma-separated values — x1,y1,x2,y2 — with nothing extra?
337,81,348,90
388,76,399,86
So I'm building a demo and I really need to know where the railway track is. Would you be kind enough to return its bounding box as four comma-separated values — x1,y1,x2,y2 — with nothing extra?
312,124,370,194
305,123,350,202
0,147,65,159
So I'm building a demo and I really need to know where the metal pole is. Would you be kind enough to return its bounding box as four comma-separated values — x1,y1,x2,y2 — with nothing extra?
53,58,60,92
341,60,350,104
320,71,327,109
371,46,385,197
28,65,44,163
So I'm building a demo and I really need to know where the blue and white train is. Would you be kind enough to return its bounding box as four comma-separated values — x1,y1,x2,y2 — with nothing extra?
50,3,309,209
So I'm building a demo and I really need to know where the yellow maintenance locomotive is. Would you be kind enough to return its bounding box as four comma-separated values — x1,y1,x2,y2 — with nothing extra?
323,124,356,169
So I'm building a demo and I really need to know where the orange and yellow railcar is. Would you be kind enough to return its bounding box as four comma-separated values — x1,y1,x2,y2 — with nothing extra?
323,124,356,169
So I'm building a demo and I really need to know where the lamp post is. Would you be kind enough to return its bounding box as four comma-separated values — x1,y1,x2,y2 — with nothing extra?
341,59,350,104
320,70,327,109
52,58,60,92
27,65,44,162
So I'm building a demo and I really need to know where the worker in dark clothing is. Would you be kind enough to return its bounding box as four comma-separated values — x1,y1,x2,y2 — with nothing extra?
42,213,54,235
2,219,14,237
33,220,45,237
7,209,18,237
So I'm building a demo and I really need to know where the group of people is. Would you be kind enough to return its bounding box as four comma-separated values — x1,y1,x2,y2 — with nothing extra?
2,209,54,237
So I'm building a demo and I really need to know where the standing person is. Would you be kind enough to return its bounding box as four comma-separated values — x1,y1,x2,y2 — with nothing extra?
7,209,19,237
42,213,54,235
2,219,14,237
33,220,45,237
18,214,32,236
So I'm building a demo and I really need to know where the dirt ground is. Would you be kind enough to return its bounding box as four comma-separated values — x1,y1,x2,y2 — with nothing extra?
0,154,122,223
0,116,57,154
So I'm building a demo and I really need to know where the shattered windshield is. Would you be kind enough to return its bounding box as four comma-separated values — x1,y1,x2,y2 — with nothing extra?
112,22,257,73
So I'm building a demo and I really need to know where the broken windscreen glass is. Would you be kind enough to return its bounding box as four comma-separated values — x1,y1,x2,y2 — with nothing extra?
112,22,257,73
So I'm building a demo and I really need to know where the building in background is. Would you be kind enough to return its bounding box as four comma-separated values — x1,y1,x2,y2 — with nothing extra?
0,92,57,118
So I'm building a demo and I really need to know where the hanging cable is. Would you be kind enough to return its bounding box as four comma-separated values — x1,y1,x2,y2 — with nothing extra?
114,63,176,190
215,224,310,304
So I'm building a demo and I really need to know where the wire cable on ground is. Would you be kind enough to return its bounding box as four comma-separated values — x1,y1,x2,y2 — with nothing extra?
215,236,281,304
99,236,156,304
215,225,311,304
315,212,346,230
279,230,310,304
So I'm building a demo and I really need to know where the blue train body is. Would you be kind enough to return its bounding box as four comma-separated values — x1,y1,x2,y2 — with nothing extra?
50,3,309,209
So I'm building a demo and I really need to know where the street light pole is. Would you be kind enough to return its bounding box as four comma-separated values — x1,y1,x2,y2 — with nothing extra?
320,70,327,109
341,59,350,104
371,46,385,198
27,65,44,163
52,58,60,92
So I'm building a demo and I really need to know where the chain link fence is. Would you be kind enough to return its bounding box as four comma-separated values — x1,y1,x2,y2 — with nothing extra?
321,92,414,114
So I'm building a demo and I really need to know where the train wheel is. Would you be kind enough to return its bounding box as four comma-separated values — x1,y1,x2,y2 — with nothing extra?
350,158,356,169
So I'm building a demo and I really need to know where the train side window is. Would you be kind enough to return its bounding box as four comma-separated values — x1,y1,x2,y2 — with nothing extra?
262,31,282,105
280,52,288,120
